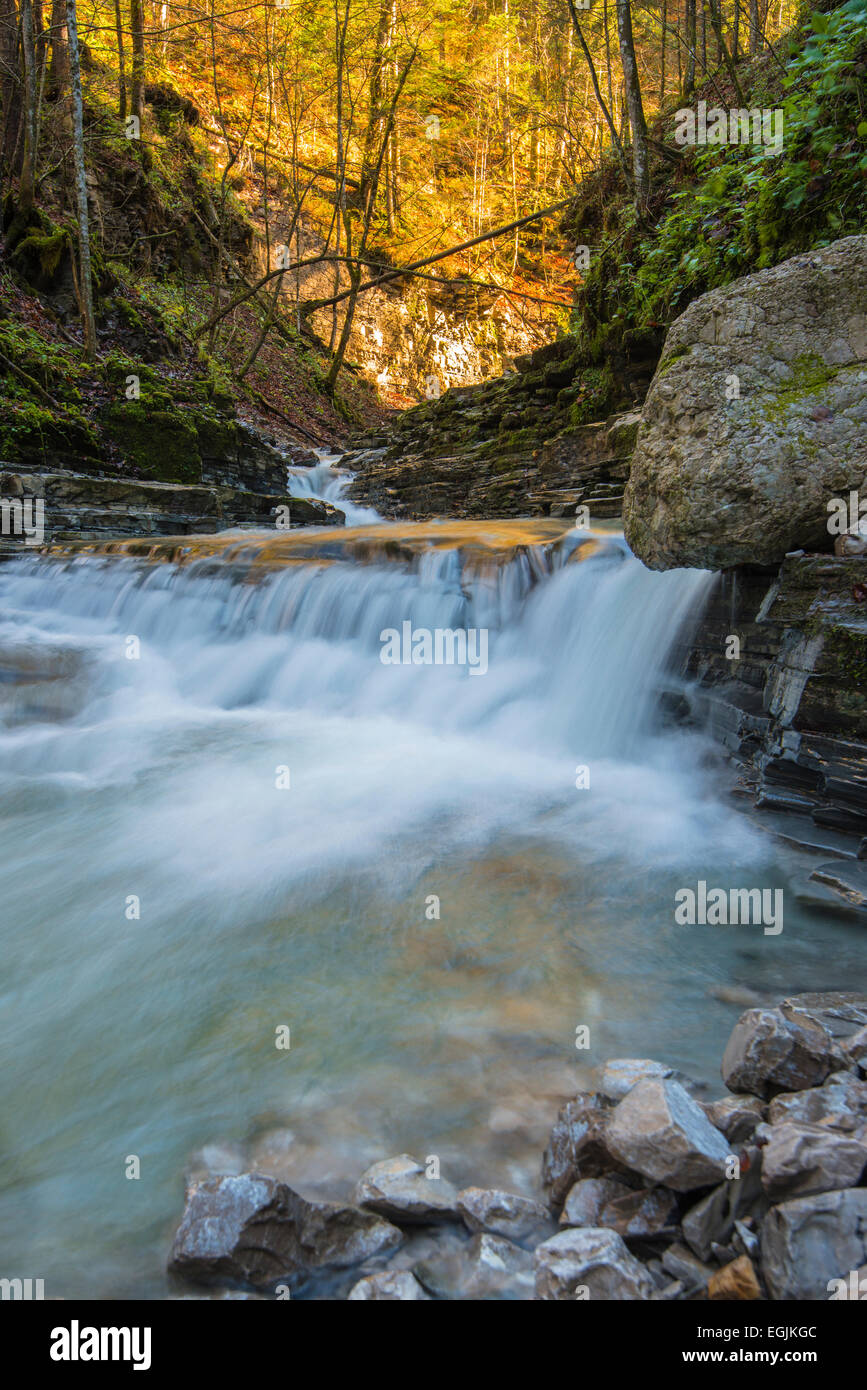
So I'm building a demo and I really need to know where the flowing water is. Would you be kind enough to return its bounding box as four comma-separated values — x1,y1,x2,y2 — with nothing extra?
1,475,865,1298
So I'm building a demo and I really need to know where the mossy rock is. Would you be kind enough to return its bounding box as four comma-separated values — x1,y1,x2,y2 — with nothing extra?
9,226,73,292
102,401,202,482
0,399,100,467
193,411,238,459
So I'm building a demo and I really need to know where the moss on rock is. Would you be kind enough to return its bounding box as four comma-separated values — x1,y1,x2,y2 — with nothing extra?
102,401,202,482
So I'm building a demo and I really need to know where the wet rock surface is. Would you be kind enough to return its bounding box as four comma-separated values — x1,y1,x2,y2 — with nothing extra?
168,1174,403,1292
721,1003,849,1099
353,1155,461,1225
0,468,343,553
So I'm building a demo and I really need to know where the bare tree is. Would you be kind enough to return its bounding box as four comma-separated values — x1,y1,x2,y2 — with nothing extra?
0,0,22,175
113,0,126,120
129,0,144,122
616,0,649,209
47,0,67,93
66,0,96,356
19,0,38,217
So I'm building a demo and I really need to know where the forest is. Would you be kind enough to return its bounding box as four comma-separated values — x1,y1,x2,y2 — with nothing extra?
2,0,861,453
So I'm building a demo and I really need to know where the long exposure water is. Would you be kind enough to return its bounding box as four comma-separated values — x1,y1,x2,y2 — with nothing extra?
1,471,865,1297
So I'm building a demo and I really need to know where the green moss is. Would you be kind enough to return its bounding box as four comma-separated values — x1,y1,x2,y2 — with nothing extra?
9,226,71,289
102,401,202,482
193,411,237,459
825,625,867,687
756,353,839,425
0,398,100,465
655,345,689,379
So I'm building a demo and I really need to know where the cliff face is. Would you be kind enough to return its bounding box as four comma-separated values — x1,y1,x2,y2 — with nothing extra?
342,332,660,517
685,556,867,877
257,216,559,403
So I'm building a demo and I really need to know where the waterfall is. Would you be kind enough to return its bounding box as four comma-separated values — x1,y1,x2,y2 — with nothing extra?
286,451,382,526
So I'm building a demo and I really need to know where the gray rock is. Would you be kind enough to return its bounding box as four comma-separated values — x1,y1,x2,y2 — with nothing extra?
541,1092,630,1210
781,991,867,1043
760,1189,867,1300
457,1188,553,1246
661,1242,715,1295
560,1176,678,1240
760,1120,867,1200
606,1078,731,1192
682,1146,766,1262
352,1154,461,1225
415,1232,534,1300
809,863,867,913
721,1006,847,1099
169,1173,402,1291
597,1058,676,1101
767,1070,867,1130
624,236,867,570
347,1271,430,1300
843,1025,867,1071
534,1227,655,1300
702,1095,767,1144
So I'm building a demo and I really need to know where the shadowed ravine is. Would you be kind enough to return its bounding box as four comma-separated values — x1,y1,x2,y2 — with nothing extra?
1,508,866,1298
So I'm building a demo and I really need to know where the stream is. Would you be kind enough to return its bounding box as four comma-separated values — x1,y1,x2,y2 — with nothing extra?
0,459,865,1297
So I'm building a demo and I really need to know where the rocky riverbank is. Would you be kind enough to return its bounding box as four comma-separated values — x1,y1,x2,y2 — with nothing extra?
166,991,867,1300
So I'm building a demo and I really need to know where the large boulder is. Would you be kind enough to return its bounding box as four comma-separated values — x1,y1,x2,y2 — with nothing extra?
721,1004,848,1099
352,1154,461,1225
760,1189,867,1300
624,236,867,570
168,1174,402,1291
534,1227,655,1300
605,1077,731,1192
760,1120,867,1200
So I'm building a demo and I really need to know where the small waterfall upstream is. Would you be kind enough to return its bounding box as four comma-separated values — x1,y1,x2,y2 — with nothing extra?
1,503,864,1298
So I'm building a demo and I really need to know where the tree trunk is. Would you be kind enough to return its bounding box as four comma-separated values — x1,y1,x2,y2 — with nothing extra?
129,0,144,121
113,0,126,120
0,0,22,173
567,0,628,176
360,0,389,216
704,0,745,102
616,0,649,210
48,0,68,94
684,0,696,95
66,0,96,357
19,0,37,215
749,0,759,55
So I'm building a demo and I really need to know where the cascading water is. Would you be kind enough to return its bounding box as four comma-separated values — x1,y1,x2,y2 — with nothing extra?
1,518,865,1297
286,450,382,526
